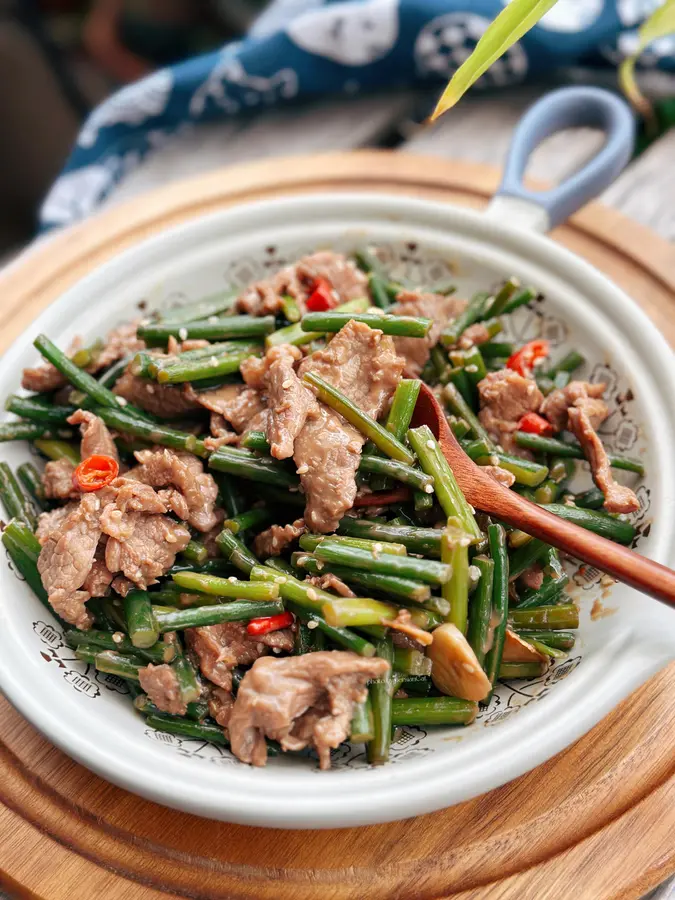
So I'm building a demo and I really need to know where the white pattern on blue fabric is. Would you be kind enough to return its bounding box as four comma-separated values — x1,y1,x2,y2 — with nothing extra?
286,0,399,66
190,53,298,117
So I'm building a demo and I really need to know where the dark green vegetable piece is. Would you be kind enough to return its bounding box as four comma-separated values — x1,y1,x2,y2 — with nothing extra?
0,462,37,528
290,605,376,657
499,661,548,679
573,488,606,510
545,350,585,377
16,462,48,511
482,277,520,318
137,315,276,345
359,455,434,492
34,438,80,464
337,518,443,556
93,405,207,457
480,341,515,359
516,574,570,610
500,286,537,315
66,629,175,664
0,421,71,443
222,507,274,535
157,289,237,324
180,540,209,567
123,590,160,649
515,630,576,650
466,555,494,668
483,524,508,700
441,382,493,445
76,648,143,681
209,446,297,487
5,395,75,426
240,431,271,453
134,694,209,722
442,520,471,633
350,696,375,742
172,572,280,601
2,518,59,620
481,452,549,488
542,504,635,545
313,539,452,586
367,635,394,765
440,291,489,347
513,432,644,475
154,600,283,632
216,528,258,574
391,696,477,726
156,350,257,385
301,311,431,338
173,655,202,705
509,604,579,630
145,713,230,745
508,539,549,580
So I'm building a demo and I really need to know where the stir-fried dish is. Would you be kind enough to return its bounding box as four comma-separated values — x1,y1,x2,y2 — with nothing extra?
0,250,643,769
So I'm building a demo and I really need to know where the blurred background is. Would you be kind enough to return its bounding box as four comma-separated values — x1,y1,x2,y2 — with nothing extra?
0,0,264,249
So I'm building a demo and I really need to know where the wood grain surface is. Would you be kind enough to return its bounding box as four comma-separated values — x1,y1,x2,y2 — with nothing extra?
0,153,674,900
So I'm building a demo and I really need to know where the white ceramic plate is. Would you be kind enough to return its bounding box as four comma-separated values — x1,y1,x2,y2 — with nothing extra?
1,189,674,828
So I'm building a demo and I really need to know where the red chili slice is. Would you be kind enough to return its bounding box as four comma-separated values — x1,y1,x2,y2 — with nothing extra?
305,276,338,312
246,611,294,636
506,339,550,377
517,412,555,437
72,454,119,493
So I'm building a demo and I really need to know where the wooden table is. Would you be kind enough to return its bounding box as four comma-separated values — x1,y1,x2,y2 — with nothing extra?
3,78,674,900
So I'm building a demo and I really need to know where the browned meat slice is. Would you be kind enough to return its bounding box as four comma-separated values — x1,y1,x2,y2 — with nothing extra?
186,622,294,691
478,369,544,456
307,573,356,597
203,413,239,452
540,381,608,433
229,651,389,769
82,538,114,597
481,465,516,488
386,609,433,646
294,321,404,532
208,686,234,728
37,493,103,628
36,504,76,544
130,448,220,532
111,575,135,597
67,409,119,462
568,407,639,514
113,369,199,418
185,382,267,435
99,480,168,540
458,323,492,348
42,458,78,501
253,519,305,558
241,345,318,460
236,252,367,317
21,362,68,393
390,290,467,377
138,663,187,715
519,563,544,591
95,320,146,370
104,515,190,589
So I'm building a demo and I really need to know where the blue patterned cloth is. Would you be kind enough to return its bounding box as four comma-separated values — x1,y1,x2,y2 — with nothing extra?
40,0,675,230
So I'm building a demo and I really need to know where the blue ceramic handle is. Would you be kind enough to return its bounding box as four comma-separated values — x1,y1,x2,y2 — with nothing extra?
495,86,635,230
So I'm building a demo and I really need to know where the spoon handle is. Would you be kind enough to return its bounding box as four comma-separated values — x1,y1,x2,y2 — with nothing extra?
484,489,675,609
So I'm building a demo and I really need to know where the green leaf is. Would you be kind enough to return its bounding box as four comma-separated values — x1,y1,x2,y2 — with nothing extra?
619,0,675,124
430,0,559,121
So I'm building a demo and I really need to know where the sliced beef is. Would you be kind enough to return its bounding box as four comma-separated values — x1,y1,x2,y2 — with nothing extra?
295,321,404,532
458,323,493,348
186,621,294,691
241,345,318,460
99,480,168,540
481,465,516,488
203,413,239,451
42,458,78,501
519,563,544,591
236,252,368,318
307,572,356,597
138,663,186,715
114,369,199,418
68,409,119,462
36,504,76,544
390,290,467,377
208,686,235,728
22,323,145,393
82,537,114,597
229,651,389,769
111,574,135,597
185,382,267,435
253,518,305,558
37,492,103,628
104,514,190,589
540,380,609,433
478,369,544,456
130,448,220,532
568,407,639,514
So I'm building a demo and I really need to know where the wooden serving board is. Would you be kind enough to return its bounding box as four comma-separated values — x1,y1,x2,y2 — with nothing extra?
0,153,674,900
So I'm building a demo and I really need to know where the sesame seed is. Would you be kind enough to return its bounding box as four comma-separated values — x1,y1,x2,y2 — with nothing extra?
111,509,122,520
426,439,435,450
462,663,475,673
112,632,124,644
424,484,434,493
489,456,499,466
178,327,188,340
306,588,318,601
307,620,318,630
465,364,478,374
272,647,281,654
373,543,383,553
165,532,177,544
210,356,219,366
228,576,237,583
208,316,218,324
296,464,309,475
275,576,287,584
146,384,155,394
282,379,292,389
468,565,481,581
116,396,128,407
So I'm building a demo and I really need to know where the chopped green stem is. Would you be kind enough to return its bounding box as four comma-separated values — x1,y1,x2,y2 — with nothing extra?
157,289,237,324
240,431,271,453
440,291,489,347
529,639,568,660
350,696,375,742
145,714,230,745
442,521,471,633
0,462,37,527
313,538,452,585
499,661,548,679
304,371,414,464
294,622,313,655
484,524,508,699
93,406,207,457
216,528,258,574
480,341,515,359
386,380,422,442
483,277,520,318
2,518,57,619
250,564,328,614
509,604,579,630
450,345,487,393
223,507,274,535
508,539,549,580
301,312,431,338
441,383,493,445
466,555,494,668
337,518,443,556
359,454,434,492
407,425,482,541
513,432,645,475
368,273,392,310
172,572,279,601
367,635,394,765
545,350,585,377
447,366,473,406
515,630,577,650
209,445,297,487
5,395,75,425
17,462,48,511
123,590,159,649
290,605,376,657
448,416,471,439
462,438,492,461
156,350,257,384
33,438,80,464
66,629,175,663
180,540,209,566
138,315,275,346
321,596,438,629
542,503,635,545
154,599,283,632
393,647,432,676
135,695,208,722
214,473,244,518
98,356,134,390
517,574,569,610
266,297,369,348
0,421,71,443
173,656,202,704
77,649,142,681
478,453,548,487
299,534,407,556
391,697,477,726
500,286,537,315
573,488,606,509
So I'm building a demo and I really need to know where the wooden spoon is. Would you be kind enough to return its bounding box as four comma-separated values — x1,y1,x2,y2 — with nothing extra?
411,383,675,608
